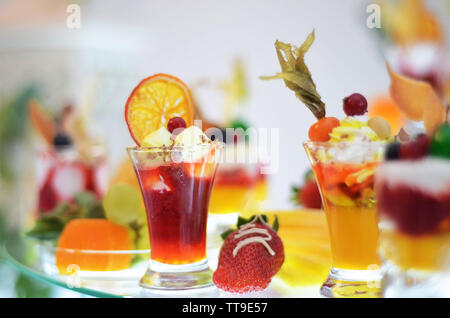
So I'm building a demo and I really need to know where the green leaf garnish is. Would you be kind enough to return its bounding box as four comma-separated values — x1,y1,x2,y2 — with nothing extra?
236,215,250,229
220,229,235,241
272,215,279,232
290,185,300,206
303,169,314,182
230,118,250,131
230,118,251,143
26,217,65,241
260,30,326,120
26,191,105,241
220,214,278,240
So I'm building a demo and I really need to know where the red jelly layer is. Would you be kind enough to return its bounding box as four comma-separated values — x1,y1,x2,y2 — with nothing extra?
214,167,254,187
378,182,450,236
136,163,213,264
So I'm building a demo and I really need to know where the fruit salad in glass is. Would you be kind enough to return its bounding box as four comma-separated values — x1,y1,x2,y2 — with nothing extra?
29,101,108,215
377,50,449,297
125,73,223,290
28,99,150,285
36,137,107,214
209,152,257,215
376,125,450,297
208,140,260,233
262,31,392,297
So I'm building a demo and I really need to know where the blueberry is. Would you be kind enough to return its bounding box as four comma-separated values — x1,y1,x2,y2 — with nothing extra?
206,128,227,142
53,132,72,149
385,142,401,160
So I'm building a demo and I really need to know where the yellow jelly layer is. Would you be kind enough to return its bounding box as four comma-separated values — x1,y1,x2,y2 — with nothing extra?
380,228,450,271
209,185,252,214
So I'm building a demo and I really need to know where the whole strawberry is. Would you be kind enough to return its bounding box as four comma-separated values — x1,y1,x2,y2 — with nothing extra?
213,215,284,293
299,179,322,209
291,169,322,209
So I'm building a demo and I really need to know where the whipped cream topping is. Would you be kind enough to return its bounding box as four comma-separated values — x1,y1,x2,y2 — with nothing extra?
232,216,275,258
173,126,212,162
376,158,450,195
174,126,211,147
324,142,384,163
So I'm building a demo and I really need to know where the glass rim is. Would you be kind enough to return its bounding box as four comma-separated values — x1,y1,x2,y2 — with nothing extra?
38,241,150,254
127,141,224,153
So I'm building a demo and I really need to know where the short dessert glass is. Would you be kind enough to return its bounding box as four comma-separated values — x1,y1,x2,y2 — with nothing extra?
376,158,450,297
208,142,260,233
304,141,385,297
36,144,107,214
128,142,222,290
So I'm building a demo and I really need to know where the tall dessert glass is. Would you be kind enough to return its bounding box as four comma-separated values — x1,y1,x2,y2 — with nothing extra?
304,141,385,297
36,143,108,214
376,158,450,297
128,142,222,289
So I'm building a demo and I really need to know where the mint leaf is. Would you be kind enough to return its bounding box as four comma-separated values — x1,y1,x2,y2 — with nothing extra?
220,229,234,241
272,215,279,232
220,214,277,241
230,118,250,131
290,185,300,206
27,191,105,241
236,216,250,228
303,169,314,182
26,217,64,240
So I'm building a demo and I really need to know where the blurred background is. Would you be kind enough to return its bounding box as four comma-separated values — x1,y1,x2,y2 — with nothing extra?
0,0,449,297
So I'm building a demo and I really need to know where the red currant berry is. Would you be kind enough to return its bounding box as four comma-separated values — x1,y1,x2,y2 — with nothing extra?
399,134,430,160
167,117,187,134
343,93,368,116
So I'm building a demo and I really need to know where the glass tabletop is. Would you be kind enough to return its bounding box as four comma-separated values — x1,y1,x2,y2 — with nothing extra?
3,235,124,298
4,210,328,298
4,234,322,298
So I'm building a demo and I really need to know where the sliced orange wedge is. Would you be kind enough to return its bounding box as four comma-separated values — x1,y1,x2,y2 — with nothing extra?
387,63,446,135
125,74,194,146
368,95,404,134
56,219,132,273
28,99,56,145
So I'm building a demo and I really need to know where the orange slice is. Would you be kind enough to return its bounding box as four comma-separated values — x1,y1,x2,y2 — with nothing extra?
56,219,132,273
387,63,446,135
368,95,404,134
125,73,194,146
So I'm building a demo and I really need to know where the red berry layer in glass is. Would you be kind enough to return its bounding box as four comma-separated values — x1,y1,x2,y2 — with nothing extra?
378,182,450,236
136,163,214,265
38,161,102,213
214,167,254,187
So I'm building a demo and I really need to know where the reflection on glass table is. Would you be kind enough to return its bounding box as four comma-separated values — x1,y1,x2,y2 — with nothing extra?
5,210,330,298
5,236,281,298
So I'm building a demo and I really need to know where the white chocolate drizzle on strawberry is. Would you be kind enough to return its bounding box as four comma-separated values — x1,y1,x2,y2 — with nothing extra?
232,216,275,258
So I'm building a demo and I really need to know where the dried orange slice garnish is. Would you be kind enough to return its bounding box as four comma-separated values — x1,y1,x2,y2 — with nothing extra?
125,73,194,146
387,63,446,135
